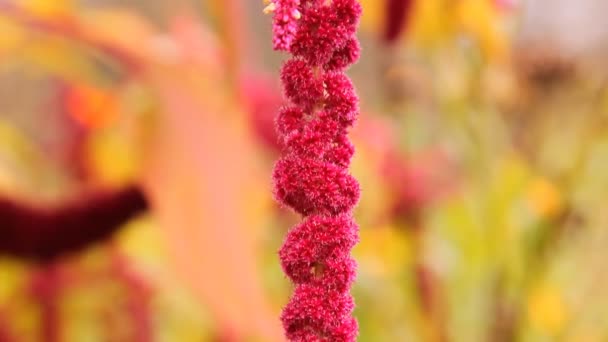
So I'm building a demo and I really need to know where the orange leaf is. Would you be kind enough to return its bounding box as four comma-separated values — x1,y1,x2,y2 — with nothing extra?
139,66,282,341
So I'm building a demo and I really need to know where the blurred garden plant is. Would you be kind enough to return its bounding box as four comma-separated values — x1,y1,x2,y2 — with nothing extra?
0,0,608,341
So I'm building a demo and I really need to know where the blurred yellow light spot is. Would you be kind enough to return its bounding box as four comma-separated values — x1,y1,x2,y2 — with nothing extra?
117,217,167,264
86,130,138,187
526,178,563,219
570,330,602,342
359,0,382,33
21,38,99,84
409,0,449,47
20,0,73,17
527,285,568,336
456,0,508,61
356,225,412,277
0,17,26,53
0,261,28,302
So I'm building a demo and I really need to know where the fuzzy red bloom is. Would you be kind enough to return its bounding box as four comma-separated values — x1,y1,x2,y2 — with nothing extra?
325,37,361,72
273,157,359,216
330,0,363,35
269,0,302,51
267,0,362,340
323,134,356,168
279,215,358,290
290,6,350,67
276,106,306,139
283,118,354,167
281,59,324,108
281,284,356,341
323,73,359,128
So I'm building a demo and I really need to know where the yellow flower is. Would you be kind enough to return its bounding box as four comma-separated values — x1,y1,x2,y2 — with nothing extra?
20,0,73,17
86,129,139,187
409,0,450,48
359,0,383,33
356,224,412,277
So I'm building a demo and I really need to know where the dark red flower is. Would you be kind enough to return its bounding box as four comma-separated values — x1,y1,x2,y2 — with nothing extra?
290,6,351,66
279,215,358,290
283,118,354,167
281,284,356,341
273,157,359,216
268,0,303,51
267,1,362,340
325,37,361,72
323,73,359,129
281,58,324,108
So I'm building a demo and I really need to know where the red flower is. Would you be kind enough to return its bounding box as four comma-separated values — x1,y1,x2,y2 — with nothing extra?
281,284,357,341
267,0,302,51
273,156,359,216
279,215,358,291
267,0,362,340
281,59,324,108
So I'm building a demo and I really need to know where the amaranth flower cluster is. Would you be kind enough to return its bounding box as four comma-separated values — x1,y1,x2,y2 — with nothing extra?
266,0,362,340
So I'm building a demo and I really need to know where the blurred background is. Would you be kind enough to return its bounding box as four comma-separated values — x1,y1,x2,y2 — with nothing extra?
0,0,608,341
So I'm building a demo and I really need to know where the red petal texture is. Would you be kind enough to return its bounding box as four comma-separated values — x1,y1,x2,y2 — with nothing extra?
279,215,358,291
325,37,361,72
273,157,360,216
283,119,354,167
323,73,359,129
281,284,357,341
281,59,324,109
269,0,362,340
276,105,307,139
330,0,363,36
290,6,349,66
272,0,302,51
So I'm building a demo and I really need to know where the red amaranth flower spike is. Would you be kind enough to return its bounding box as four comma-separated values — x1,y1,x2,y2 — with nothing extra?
266,0,302,51
280,59,324,108
266,0,362,340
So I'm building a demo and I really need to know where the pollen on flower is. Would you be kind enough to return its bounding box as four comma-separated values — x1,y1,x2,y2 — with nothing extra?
263,2,276,14
292,9,302,19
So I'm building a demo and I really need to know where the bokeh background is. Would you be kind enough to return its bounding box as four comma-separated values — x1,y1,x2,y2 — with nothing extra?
1,0,608,341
